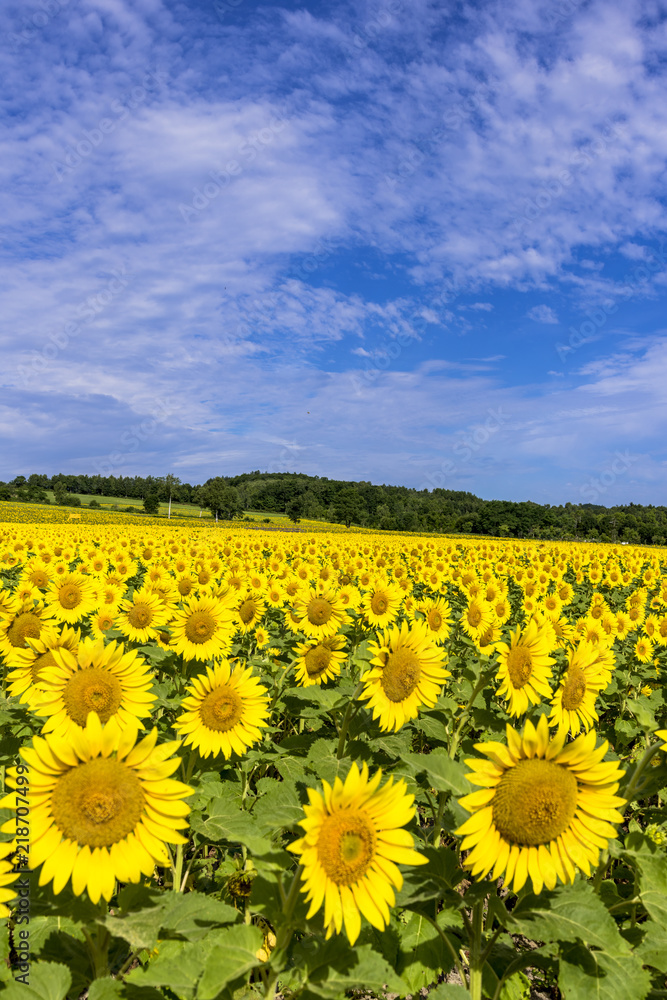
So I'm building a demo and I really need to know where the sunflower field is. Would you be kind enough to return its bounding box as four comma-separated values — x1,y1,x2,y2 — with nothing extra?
1,521,667,1000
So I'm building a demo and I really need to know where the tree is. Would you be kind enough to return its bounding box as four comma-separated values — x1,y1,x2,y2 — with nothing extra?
201,479,243,521
285,497,304,523
53,481,67,506
143,493,160,515
333,487,365,528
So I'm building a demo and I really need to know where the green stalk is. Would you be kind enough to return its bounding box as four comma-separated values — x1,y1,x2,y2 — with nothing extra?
172,843,184,893
263,865,303,1000
448,668,494,760
468,900,485,1000
336,682,365,759
621,740,663,806
83,901,112,980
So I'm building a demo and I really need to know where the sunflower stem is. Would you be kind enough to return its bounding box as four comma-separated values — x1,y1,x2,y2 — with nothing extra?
83,905,111,980
336,683,365,759
620,740,663,806
172,843,184,893
468,900,485,1000
263,865,303,1000
448,667,494,760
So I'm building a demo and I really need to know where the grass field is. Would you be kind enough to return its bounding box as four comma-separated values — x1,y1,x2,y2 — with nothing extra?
39,493,298,522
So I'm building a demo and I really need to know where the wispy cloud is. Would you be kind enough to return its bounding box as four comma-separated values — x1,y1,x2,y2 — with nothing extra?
1,0,666,502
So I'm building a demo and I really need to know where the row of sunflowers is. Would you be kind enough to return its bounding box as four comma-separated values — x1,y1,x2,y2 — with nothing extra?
0,523,666,1000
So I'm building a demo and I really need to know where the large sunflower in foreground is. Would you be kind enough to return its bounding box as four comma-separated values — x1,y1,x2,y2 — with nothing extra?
495,619,555,717
289,762,427,944
173,660,270,758
169,595,236,661
359,621,450,732
33,637,156,739
294,634,347,687
0,714,192,904
456,715,625,894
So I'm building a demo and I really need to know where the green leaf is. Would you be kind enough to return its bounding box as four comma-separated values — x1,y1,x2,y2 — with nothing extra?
396,847,465,908
190,793,272,855
399,749,472,797
195,924,265,999
636,922,667,973
558,942,651,1000
0,961,71,1000
506,880,630,954
253,777,304,831
397,911,455,993
427,985,470,1000
106,887,238,951
126,925,263,999
296,938,405,999
622,833,667,924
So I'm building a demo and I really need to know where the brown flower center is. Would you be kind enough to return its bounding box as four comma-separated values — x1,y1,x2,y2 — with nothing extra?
381,648,421,702
7,612,43,648
51,757,145,847
307,599,333,626
199,685,243,732
62,668,124,725
127,603,153,628
492,758,578,846
317,810,377,885
304,645,332,678
560,667,587,711
507,646,533,689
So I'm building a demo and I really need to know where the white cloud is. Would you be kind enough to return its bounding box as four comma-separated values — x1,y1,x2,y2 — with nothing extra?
527,304,559,324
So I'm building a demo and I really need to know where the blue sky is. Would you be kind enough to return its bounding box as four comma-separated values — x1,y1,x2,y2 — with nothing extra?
1,0,667,504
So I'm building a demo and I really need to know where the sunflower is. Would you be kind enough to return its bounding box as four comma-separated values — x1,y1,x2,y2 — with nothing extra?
0,843,17,918
45,573,98,625
634,636,654,664
460,597,494,641
0,599,56,669
88,609,118,642
97,582,125,611
456,715,626,894
494,619,555,717
476,618,502,656
116,588,170,644
289,762,427,944
170,596,236,661
0,714,192,904
5,625,81,704
360,579,403,628
359,621,450,732
19,559,52,591
656,730,667,751
33,637,156,739
254,626,270,649
549,642,609,735
292,588,348,640
295,634,347,687
173,661,270,759
416,596,452,642
234,591,267,635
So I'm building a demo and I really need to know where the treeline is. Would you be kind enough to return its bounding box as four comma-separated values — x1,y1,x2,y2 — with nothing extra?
1,471,665,543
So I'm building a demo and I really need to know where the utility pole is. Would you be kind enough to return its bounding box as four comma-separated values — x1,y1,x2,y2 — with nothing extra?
162,474,181,520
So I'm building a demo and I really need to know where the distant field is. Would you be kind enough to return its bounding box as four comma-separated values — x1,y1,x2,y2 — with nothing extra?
41,493,297,522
